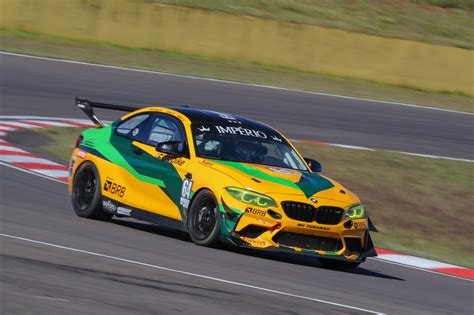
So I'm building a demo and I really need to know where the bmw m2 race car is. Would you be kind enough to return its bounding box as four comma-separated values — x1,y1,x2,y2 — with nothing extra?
69,98,377,269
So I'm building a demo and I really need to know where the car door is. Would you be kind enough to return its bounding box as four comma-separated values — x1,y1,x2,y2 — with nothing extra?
109,112,191,221
100,112,153,209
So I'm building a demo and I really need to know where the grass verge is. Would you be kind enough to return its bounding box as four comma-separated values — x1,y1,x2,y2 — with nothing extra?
1,29,473,113
154,0,474,49
34,127,474,268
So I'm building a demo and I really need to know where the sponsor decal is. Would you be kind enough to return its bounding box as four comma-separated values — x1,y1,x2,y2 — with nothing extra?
256,218,273,226
154,152,186,166
103,180,126,197
76,150,87,158
297,223,330,231
131,128,139,137
180,178,193,209
267,167,296,175
245,206,266,217
197,126,210,132
201,160,213,166
353,222,366,229
169,158,186,166
154,152,166,159
194,122,284,144
241,237,266,247
214,112,242,124
116,206,132,216
271,135,282,142
69,156,76,176
215,125,267,139
102,199,117,212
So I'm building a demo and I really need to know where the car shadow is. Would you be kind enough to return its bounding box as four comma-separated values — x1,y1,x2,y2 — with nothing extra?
233,247,405,281
110,217,404,281
110,217,192,243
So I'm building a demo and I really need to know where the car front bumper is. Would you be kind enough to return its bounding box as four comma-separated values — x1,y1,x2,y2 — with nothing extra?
219,198,377,263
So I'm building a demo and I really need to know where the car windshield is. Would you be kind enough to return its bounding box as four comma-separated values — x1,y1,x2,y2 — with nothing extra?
192,123,308,171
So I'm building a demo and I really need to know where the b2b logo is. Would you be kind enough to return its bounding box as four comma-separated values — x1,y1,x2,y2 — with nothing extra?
104,180,126,197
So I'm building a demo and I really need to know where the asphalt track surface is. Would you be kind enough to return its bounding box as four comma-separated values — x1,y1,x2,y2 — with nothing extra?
1,53,473,160
1,53,473,314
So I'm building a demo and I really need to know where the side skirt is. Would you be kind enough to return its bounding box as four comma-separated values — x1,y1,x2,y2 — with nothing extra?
101,196,187,232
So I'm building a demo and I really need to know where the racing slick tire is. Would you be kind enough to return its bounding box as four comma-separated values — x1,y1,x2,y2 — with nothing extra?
71,161,112,220
319,258,361,271
187,189,220,247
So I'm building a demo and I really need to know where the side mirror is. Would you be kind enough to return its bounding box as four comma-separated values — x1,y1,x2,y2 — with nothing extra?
304,158,322,172
156,141,185,155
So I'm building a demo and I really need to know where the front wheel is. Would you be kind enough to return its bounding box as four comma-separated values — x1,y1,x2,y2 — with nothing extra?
71,161,111,220
187,189,220,247
319,258,361,271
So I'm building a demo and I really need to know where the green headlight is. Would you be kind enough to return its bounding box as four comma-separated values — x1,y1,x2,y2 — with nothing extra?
346,204,366,219
226,187,276,208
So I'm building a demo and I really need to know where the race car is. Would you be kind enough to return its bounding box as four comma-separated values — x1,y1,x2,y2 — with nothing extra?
69,98,377,269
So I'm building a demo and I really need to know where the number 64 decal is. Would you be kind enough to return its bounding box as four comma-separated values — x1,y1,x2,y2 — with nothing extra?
180,178,193,209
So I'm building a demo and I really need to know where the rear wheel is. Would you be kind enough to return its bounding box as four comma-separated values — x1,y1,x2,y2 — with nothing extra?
71,161,111,220
187,189,220,247
319,258,361,271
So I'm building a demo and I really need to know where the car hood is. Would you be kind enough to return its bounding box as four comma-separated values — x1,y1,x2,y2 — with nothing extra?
200,159,358,205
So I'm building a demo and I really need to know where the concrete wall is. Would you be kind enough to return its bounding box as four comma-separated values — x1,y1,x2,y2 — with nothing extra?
1,0,473,95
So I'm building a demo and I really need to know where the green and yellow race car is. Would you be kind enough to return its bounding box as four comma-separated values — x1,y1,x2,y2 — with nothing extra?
69,98,377,269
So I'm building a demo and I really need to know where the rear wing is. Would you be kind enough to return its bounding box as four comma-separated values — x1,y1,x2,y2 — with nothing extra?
76,97,138,127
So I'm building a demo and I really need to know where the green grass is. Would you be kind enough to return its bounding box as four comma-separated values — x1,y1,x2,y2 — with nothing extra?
1,30,473,113
153,0,474,49
36,128,80,163
35,127,474,268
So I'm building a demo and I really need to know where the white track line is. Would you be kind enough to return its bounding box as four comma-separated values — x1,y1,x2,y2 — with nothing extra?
2,51,472,116
0,233,384,314
328,143,375,151
385,151,474,163
32,296,71,303
303,141,473,162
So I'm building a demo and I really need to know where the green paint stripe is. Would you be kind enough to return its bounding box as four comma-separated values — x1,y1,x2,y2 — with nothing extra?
213,160,333,197
82,126,166,187
214,160,299,190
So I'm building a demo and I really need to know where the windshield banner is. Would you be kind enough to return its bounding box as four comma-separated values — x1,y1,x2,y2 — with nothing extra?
193,124,285,143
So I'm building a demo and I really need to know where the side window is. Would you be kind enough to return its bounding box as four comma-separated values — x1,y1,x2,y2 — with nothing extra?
147,116,185,145
116,114,150,138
